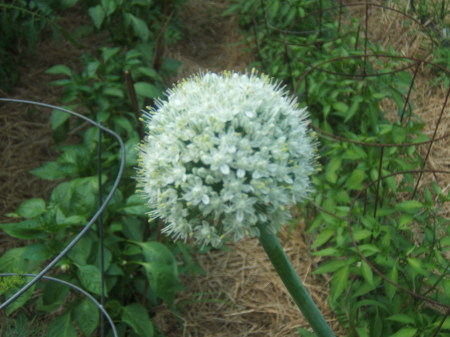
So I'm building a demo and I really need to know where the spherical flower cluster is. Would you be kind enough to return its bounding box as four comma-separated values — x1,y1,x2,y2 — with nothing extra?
137,71,318,247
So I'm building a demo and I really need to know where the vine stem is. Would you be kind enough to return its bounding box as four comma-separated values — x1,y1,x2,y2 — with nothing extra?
256,222,335,337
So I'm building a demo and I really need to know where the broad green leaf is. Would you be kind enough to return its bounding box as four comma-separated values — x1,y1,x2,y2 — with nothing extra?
161,58,181,73
16,198,46,218
103,87,124,98
129,14,150,41
407,257,427,276
353,229,372,241
135,241,183,306
396,200,423,214
387,314,415,324
119,194,147,216
88,5,105,29
311,229,335,249
333,102,349,113
389,327,417,337
121,303,154,337
134,82,162,99
46,64,72,76
325,157,341,184
360,260,374,286
76,264,103,296
73,298,99,336
31,161,67,180
385,265,398,299
41,280,70,308
345,169,366,190
312,247,338,257
101,0,117,16
314,259,353,274
68,235,93,265
4,284,35,315
0,247,34,272
0,219,45,240
51,110,71,130
47,312,77,337
331,265,349,300
23,243,51,262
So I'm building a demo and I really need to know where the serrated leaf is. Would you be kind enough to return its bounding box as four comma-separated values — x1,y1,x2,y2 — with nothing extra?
76,264,103,296
73,298,99,336
47,312,77,337
46,64,72,76
331,265,349,300
134,82,162,99
16,198,46,218
312,229,335,249
121,303,154,337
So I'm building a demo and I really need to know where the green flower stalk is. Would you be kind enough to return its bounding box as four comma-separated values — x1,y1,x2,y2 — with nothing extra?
137,71,335,336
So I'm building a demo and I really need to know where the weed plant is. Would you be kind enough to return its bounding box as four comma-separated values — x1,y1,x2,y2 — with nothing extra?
226,0,450,336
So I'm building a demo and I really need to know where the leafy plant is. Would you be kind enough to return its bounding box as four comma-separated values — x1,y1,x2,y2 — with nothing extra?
226,0,450,336
0,1,194,336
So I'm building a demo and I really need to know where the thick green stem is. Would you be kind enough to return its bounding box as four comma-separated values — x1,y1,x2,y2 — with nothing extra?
256,223,335,337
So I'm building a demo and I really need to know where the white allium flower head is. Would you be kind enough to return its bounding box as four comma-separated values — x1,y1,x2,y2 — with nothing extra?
137,70,318,247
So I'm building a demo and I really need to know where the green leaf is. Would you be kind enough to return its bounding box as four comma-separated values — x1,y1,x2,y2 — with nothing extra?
325,157,341,184
314,259,353,274
47,312,77,337
387,314,415,324
15,198,46,218
60,0,79,8
161,58,182,73
41,281,70,308
5,284,35,315
23,243,52,262
73,298,99,336
333,102,349,113
331,265,349,300
134,82,162,99
101,0,117,16
30,161,67,180
135,241,183,306
353,229,372,241
121,303,154,337
389,327,418,337
345,169,366,190
46,64,72,77
129,14,150,41
88,5,105,29
396,200,423,214
297,327,317,337
119,194,147,216
360,260,374,286
312,229,335,249
385,265,398,300
68,235,93,265
76,264,103,296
